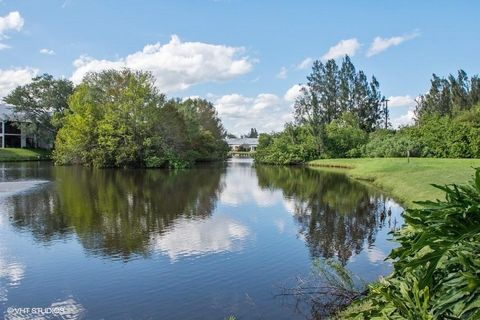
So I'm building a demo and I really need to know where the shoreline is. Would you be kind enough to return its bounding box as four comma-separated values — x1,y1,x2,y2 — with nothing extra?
308,158,480,208
0,148,52,162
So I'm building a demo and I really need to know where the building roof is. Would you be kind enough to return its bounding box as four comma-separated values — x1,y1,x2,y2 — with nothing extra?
226,138,259,146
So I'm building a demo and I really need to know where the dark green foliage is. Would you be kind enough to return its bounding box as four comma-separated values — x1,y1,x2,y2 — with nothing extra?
257,56,385,165
3,74,74,147
258,67,480,165
358,130,423,158
324,113,367,158
356,106,480,159
253,125,319,165
407,107,480,158
53,69,228,168
415,70,480,120
298,56,384,134
243,128,258,138
342,168,480,319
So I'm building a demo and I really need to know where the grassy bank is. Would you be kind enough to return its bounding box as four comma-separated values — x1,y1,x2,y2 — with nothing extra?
309,158,480,207
0,148,51,162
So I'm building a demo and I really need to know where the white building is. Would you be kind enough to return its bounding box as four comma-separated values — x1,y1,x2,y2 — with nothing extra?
226,138,259,152
0,103,28,148
0,103,53,149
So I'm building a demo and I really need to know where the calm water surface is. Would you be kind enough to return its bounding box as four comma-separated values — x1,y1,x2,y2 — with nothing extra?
0,159,403,319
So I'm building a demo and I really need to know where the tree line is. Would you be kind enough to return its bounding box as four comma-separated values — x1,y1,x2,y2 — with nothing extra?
415,69,480,119
255,56,480,164
3,69,229,168
255,56,386,164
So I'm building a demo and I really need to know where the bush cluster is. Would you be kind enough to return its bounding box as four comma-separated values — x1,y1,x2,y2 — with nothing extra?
255,106,480,164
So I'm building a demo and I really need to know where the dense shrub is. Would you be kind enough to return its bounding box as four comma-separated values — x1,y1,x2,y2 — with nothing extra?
255,107,480,164
254,125,319,165
408,107,480,158
324,113,368,158
355,130,423,158
340,168,480,319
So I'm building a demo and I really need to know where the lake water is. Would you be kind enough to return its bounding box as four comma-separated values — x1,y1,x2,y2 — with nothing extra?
0,159,403,319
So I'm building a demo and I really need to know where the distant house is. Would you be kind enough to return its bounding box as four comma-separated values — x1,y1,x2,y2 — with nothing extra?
226,138,259,152
0,103,49,149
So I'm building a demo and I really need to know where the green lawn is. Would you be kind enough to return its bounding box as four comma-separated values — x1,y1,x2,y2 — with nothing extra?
0,148,52,162
309,158,480,208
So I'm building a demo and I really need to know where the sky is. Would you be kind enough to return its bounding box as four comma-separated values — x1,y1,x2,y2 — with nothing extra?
0,0,479,135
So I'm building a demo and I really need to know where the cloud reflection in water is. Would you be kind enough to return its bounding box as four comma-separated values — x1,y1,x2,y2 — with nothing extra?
153,215,249,261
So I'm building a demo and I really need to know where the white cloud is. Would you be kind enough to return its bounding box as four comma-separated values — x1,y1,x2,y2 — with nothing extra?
391,109,415,128
253,93,280,111
388,95,416,108
297,57,313,69
215,93,252,117
39,48,55,55
0,11,24,38
0,67,38,98
276,66,288,79
322,38,360,61
367,32,419,57
71,35,254,93
284,84,305,102
214,87,297,135
0,11,24,49
388,95,418,128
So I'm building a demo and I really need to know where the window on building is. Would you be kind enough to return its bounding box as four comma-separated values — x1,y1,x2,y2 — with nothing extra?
4,121,21,134
5,135,21,148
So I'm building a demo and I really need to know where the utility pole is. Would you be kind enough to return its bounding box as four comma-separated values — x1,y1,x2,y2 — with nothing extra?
382,98,389,129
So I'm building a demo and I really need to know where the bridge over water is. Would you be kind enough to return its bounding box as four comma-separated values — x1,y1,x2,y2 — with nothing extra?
228,151,255,158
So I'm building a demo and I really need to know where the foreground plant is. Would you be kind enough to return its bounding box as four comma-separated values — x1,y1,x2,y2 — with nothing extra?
340,168,480,319
279,259,366,318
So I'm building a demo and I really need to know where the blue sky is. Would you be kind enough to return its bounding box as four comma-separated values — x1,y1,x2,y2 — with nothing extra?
0,0,479,135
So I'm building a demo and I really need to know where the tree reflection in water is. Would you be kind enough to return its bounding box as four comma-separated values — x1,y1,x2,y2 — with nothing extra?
255,165,396,264
4,162,398,266
6,164,225,260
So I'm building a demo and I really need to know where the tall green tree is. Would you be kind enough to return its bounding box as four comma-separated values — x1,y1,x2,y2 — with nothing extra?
54,69,228,168
3,74,74,147
449,70,469,110
470,76,480,105
367,75,384,130
55,69,164,167
290,55,385,160
415,70,480,121
338,56,356,113
175,98,228,161
294,87,325,153
323,60,340,123
352,71,371,131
